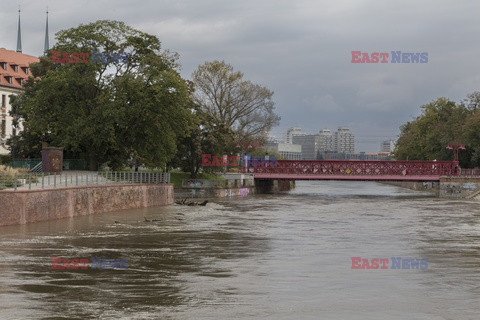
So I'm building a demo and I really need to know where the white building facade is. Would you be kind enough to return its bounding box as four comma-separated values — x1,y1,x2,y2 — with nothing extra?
265,142,302,160
284,126,355,159
333,127,355,154
285,127,304,144
380,139,395,153
0,48,39,155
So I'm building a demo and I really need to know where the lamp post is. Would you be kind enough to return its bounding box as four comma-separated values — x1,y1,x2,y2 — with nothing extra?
446,143,465,175
446,143,465,163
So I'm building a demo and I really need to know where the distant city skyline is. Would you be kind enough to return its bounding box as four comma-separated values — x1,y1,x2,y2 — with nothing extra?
271,125,397,153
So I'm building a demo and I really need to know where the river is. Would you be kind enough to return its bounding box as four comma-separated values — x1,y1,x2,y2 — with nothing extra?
0,181,479,319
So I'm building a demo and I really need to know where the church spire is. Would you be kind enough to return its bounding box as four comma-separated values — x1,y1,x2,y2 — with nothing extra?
16,8,22,53
44,8,49,53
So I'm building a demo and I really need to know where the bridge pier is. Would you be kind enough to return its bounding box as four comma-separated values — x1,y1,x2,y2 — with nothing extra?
255,179,295,194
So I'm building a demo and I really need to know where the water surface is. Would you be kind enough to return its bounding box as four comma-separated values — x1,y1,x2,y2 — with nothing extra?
0,181,479,319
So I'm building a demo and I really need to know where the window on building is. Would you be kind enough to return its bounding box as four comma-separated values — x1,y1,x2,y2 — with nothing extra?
21,67,28,75
0,62,6,70
1,119,6,138
11,64,18,72
5,76,12,84
1,94,5,108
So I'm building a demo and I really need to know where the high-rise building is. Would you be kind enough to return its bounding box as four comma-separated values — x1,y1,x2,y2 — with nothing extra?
380,139,395,153
293,134,320,160
285,127,304,144
265,142,302,160
333,127,355,154
318,129,334,152
285,126,355,158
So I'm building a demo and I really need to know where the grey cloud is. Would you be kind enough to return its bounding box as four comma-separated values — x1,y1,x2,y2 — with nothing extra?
2,0,479,151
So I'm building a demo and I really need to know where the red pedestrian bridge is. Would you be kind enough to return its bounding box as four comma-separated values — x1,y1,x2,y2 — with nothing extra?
245,160,471,181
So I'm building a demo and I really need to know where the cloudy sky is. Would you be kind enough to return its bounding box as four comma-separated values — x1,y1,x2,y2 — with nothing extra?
2,0,479,151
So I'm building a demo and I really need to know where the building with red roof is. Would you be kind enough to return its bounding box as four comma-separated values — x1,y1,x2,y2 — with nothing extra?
0,48,40,154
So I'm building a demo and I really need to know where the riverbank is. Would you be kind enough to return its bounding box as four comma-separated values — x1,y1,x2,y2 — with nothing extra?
380,181,439,193
174,174,295,200
0,184,173,227
174,174,256,200
381,178,480,201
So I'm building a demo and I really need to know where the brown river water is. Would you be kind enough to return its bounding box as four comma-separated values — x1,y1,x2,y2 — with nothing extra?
0,181,479,319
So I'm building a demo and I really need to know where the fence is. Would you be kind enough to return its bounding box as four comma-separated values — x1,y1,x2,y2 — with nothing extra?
459,168,480,176
10,158,41,169
10,159,88,170
0,171,170,191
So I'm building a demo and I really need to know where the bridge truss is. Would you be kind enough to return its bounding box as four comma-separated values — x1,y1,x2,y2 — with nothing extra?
247,160,462,181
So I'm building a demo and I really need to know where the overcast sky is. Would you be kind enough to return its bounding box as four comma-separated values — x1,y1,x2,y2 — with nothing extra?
2,0,479,151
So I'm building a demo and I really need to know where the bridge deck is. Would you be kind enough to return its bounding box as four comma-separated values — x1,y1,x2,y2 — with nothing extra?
252,174,441,181
246,160,466,181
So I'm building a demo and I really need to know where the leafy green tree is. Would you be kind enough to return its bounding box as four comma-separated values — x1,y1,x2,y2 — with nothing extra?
463,91,480,111
9,20,192,170
169,106,236,177
394,97,471,166
192,60,280,149
462,109,480,167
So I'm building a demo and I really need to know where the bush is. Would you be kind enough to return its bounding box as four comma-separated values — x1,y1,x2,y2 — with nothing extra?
0,154,11,165
0,165,29,189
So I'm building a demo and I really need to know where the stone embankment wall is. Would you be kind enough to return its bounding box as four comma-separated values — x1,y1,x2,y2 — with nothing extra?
175,186,255,199
255,179,295,194
382,178,480,201
439,177,480,200
0,184,173,227
174,175,295,199
380,181,439,193
176,175,256,199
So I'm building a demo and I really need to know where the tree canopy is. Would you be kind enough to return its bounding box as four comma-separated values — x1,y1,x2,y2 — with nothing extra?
192,60,280,147
394,94,480,167
10,20,193,170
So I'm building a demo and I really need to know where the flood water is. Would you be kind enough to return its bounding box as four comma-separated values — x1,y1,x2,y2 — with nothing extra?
0,181,479,319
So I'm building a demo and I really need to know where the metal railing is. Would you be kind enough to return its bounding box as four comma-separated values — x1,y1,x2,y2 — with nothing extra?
459,168,480,176
10,159,88,171
10,158,42,169
30,162,42,173
0,171,170,191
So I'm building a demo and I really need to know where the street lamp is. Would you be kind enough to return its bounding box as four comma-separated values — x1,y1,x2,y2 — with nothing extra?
446,142,465,163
